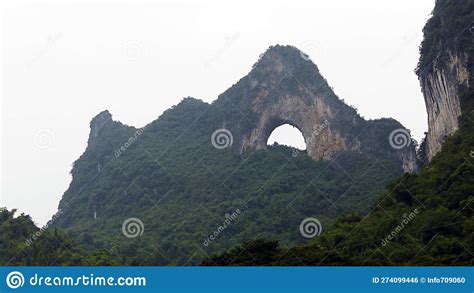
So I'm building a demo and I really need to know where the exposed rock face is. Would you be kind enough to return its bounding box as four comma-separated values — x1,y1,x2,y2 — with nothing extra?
241,86,348,161
214,45,416,171
419,51,469,160
51,44,420,264
88,110,112,144
415,0,474,162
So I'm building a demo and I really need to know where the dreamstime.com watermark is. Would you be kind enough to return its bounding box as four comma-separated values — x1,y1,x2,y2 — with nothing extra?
25,209,63,246
381,208,419,246
26,32,62,69
203,208,242,246
204,33,240,68
5,271,146,289
307,120,330,144
114,126,148,158
292,120,330,157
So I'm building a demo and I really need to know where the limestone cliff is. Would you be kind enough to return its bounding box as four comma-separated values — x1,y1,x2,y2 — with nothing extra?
213,45,417,172
416,0,473,161
419,51,470,160
52,44,420,263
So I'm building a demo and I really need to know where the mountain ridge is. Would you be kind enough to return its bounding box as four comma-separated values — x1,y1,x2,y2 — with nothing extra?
48,44,416,264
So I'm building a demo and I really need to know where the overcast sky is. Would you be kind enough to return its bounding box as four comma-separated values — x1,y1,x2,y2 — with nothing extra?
1,0,434,225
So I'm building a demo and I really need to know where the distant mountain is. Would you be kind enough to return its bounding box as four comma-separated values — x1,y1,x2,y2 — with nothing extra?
49,45,415,265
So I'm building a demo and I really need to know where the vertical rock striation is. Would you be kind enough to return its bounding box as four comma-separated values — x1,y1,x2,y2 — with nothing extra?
419,52,469,160
416,0,473,162
213,45,417,172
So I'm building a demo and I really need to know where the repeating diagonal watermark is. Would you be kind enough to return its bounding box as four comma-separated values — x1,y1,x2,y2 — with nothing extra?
380,31,421,68
26,32,62,69
203,208,242,247
291,120,330,158
381,208,419,246
114,126,148,158
25,209,63,246
307,119,330,145
204,33,240,68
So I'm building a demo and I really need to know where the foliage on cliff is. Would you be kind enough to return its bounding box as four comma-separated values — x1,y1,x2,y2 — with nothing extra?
0,208,115,265
205,0,474,266
203,108,474,265
34,43,412,265
416,0,474,77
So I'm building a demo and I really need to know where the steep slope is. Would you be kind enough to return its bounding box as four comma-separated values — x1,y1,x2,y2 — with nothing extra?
417,0,473,161
213,45,416,171
204,0,474,266
51,45,415,265
204,113,474,265
0,208,114,265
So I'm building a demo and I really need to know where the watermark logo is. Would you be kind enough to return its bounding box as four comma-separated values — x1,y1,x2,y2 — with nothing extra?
299,217,322,238
298,41,322,62
122,218,144,238
122,41,144,61
34,129,55,150
389,128,411,149
6,271,25,289
211,129,233,149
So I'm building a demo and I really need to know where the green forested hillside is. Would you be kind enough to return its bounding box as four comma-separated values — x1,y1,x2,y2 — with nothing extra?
0,208,115,265
53,127,403,265
203,109,474,265
45,46,412,264
3,0,471,268
1,59,411,265
203,0,474,266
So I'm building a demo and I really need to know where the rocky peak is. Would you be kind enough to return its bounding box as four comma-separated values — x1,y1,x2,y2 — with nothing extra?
213,44,416,172
88,110,112,144
253,45,316,70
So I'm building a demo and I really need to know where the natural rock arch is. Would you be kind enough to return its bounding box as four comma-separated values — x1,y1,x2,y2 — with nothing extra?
267,123,306,149
240,93,346,160
213,45,416,172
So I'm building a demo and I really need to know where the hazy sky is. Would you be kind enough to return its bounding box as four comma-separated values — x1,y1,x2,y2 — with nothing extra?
1,0,434,225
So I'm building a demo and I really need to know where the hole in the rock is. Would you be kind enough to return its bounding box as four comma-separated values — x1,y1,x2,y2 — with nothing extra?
267,124,306,150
